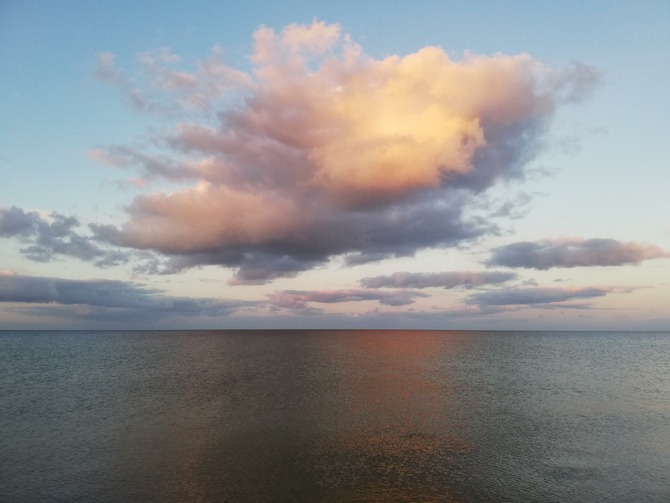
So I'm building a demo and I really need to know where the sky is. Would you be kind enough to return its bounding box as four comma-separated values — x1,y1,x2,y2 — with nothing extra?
1,1,669,330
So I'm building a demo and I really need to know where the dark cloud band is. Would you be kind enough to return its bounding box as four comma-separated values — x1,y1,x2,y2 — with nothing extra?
488,238,668,269
360,271,516,289
0,273,254,322
468,286,620,307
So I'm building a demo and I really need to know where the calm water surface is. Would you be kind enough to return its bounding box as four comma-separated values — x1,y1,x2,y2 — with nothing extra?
1,330,669,502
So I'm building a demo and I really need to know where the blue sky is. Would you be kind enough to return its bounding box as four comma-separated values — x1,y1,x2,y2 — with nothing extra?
1,1,669,329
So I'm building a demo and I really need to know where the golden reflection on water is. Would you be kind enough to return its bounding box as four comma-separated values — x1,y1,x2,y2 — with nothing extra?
303,331,473,501
160,331,475,502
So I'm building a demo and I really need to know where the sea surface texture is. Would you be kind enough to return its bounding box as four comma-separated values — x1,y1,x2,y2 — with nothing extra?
1,330,669,502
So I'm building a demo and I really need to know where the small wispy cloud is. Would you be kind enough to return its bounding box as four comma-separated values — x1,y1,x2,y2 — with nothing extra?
95,47,250,115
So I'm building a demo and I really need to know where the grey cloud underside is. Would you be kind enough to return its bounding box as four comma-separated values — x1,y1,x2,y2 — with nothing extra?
488,239,669,269
0,273,253,321
97,148,521,280
3,199,484,283
94,192,490,282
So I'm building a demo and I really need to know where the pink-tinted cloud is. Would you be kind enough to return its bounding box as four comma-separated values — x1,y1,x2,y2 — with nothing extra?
488,238,669,269
90,21,598,282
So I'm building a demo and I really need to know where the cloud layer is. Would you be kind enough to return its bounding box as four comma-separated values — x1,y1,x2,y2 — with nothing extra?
0,272,252,322
90,20,598,282
0,269,635,327
488,238,669,269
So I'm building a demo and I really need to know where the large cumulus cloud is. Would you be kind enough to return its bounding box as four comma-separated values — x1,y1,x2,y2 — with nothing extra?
91,20,598,282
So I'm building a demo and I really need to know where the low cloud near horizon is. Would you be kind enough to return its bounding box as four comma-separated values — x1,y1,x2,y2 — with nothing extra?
360,271,516,289
488,238,669,270
0,270,637,327
467,285,632,308
0,272,253,322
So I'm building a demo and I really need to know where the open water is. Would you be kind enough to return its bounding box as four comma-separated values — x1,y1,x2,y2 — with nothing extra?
1,330,669,502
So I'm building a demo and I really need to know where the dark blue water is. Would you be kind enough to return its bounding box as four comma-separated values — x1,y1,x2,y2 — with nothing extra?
1,330,669,502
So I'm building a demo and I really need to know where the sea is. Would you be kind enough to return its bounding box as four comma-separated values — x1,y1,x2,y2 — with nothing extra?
1,330,668,503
